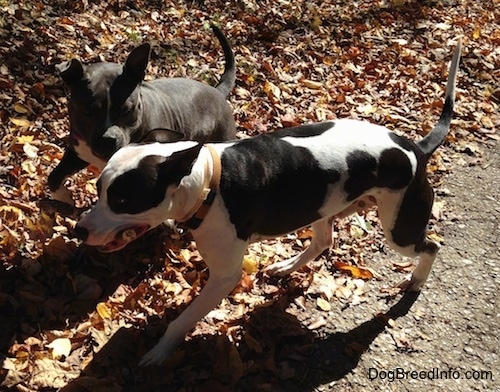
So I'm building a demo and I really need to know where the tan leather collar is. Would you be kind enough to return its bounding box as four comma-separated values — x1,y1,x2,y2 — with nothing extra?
176,145,221,229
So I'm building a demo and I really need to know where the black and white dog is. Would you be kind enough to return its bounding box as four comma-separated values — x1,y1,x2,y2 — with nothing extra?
75,42,461,365
49,25,236,204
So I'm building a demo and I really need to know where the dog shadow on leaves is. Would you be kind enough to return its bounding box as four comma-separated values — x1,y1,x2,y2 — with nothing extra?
60,290,420,392
0,225,169,363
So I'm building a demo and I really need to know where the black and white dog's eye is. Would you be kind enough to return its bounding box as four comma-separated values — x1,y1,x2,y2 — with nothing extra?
110,197,127,207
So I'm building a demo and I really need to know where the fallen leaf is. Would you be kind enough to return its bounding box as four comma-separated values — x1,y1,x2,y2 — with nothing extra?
263,81,281,103
301,79,323,90
14,103,29,114
427,232,444,243
308,317,327,330
46,338,71,360
333,261,374,280
316,297,331,311
335,285,353,299
205,309,228,322
242,255,259,274
349,224,364,238
480,115,493,128
357,103,377,115
10,117,33,127
96,302,113,320
353,213,372,233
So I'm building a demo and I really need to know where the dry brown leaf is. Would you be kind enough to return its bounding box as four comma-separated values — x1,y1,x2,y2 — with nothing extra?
242,255,259,274
308,317,327,330
335,285,353,299
428,232,444,243
316,297,331,311
10,117,33,127
96,302,113,320
13,103,29,114
0,1,495,390
263,81,281,103
301,79,323,90
333,261,374,280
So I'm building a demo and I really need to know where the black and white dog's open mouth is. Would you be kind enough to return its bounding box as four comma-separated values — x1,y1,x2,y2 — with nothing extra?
99,224,150,253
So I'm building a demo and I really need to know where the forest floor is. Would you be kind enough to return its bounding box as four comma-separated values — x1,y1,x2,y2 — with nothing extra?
0,0,498,391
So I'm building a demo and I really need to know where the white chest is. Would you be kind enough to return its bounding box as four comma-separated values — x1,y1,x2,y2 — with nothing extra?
73,139,107,170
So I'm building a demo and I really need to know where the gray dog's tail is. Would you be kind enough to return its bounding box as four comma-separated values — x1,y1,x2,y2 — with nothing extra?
211,24,236,98
417,40,462,160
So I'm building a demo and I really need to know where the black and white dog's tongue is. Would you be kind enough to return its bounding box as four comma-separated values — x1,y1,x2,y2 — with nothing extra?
99,224,150,253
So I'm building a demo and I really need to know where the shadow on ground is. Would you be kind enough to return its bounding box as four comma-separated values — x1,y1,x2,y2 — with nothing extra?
59,292,420,392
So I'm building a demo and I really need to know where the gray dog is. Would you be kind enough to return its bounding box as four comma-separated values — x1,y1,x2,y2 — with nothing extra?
49,25,236,204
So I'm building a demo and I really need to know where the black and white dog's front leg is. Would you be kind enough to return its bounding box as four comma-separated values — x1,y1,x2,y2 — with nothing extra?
138,235,248,366
48,147,88,205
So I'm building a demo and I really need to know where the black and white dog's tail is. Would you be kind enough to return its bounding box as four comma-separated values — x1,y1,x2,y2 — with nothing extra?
417,40,462,160
211,24,236,98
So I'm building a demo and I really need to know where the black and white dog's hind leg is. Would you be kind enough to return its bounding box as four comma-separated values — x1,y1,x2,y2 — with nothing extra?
379,40,462,292
264,217,334,277
265,39,462,292
376,182,439,292
395,40,462,291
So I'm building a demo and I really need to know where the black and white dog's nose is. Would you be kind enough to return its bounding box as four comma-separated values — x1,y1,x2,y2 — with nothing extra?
74,225,89,241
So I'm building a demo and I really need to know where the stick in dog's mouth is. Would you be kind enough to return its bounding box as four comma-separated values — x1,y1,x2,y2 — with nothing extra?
98,224,151,253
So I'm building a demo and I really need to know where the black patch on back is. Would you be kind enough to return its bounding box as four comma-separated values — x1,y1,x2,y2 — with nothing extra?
107,155,170,214
344,148,413,201
389,133,418,153
344,151,378,201
220,134,340,241
378,148,414,189
271,121,335,138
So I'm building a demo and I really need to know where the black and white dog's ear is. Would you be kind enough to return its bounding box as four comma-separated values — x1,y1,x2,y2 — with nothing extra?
159,143,204,185
56,59,84,86
123,43,151,83
140,128,186,144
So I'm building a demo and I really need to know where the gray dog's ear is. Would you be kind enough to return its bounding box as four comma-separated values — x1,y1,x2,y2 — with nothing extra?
159,143,204,185
56,59,84,85
123,43,151,83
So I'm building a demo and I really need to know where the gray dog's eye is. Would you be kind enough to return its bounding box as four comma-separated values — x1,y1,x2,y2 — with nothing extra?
122,104,133,115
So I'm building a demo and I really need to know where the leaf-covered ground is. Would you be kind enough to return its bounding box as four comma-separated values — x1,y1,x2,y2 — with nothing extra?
0,0,498,391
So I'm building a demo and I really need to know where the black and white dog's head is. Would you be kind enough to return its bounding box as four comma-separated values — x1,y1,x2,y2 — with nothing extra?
58,43,152,163
75,141,205,252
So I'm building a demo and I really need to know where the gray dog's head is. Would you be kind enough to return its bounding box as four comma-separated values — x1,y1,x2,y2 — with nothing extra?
57,43,152,161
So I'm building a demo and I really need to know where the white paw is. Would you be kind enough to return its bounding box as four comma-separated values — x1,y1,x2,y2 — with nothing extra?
51,187,75,206
263,257,299,278
138,338,178,367
396,275,424,292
